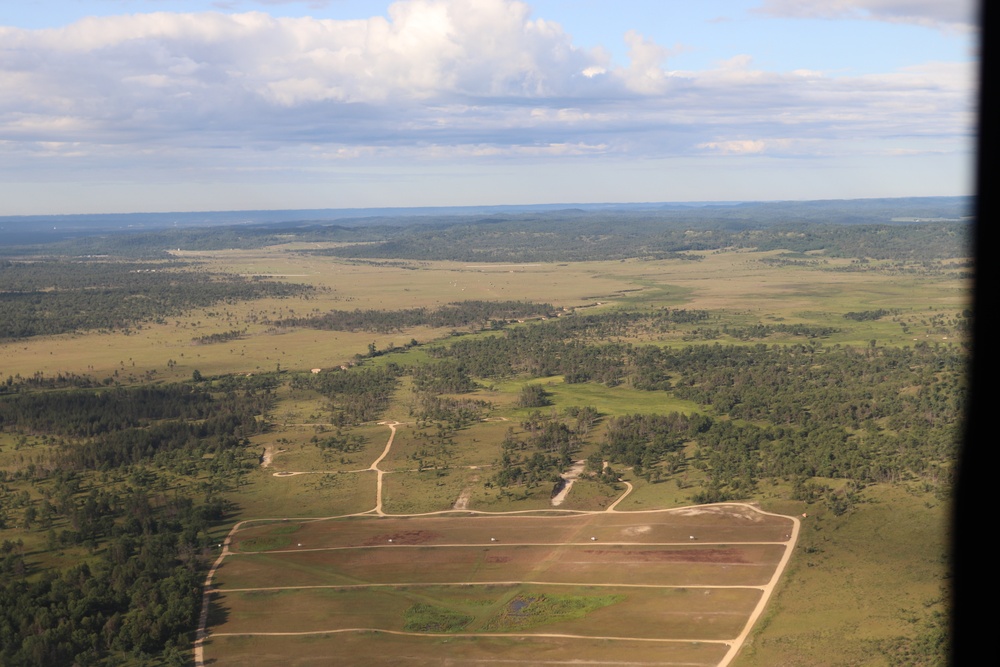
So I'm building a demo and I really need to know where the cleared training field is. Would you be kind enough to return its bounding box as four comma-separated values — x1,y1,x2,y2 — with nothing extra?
217,542,783,589
230,505,792,552
205,632,731,667
205,505,792,665
212,584,759,639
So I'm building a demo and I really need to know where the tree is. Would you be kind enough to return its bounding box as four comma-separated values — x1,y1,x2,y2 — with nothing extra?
517,384,550,408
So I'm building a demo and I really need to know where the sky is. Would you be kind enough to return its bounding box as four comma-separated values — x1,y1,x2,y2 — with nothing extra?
0,0,979,215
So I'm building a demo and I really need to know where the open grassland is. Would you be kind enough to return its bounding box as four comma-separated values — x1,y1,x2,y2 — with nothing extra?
508,377,705,419
380,470,490,514
597,467,720,512
0,250,968,382
230,468,377,518
379,420,505,472
740,485,951,666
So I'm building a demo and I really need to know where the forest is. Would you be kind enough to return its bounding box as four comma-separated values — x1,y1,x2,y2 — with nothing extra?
0,261,311,340
0,379,264,665
0,197,970,261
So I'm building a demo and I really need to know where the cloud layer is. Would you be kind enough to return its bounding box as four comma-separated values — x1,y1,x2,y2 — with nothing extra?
754,0,976,32
0,0,976,210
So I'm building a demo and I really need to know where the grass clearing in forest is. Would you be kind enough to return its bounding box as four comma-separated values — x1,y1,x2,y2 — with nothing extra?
231,467,377,519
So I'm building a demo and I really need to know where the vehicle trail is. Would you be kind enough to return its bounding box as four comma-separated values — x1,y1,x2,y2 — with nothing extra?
370,420,397,516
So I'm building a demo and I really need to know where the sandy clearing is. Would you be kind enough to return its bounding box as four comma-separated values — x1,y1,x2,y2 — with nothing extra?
453,475,479,510
259,447,287,468
551,460,586,506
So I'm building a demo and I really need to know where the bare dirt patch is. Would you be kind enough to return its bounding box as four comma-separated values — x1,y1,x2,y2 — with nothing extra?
675,505,763,522
452,478,476,510
551,459,586,507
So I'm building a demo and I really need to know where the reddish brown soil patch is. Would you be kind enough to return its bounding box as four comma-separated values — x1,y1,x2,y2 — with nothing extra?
363,530,443,546
584,548,749,563
485,555,512,563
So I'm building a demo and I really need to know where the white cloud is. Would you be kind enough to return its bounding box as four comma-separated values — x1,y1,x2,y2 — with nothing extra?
698,139,767,154
618,30,673,94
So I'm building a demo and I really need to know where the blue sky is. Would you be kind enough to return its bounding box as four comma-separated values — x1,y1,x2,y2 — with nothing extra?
0,1,978,215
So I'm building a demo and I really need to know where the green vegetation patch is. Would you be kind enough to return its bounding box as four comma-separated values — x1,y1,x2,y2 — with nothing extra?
267,522,303,535
483,593,625,632
236,523,302,552
403,603,474,633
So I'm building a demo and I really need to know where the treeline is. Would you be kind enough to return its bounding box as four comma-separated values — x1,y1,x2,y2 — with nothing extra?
843,309,898,321
2,204,970,264
601,413,712,469
490,416,578,490
680,323,840,342
0,384,272,473
304,217,969,263
291,365,402,425
0,260,312,339
720,323,840,340
413,394,491,427
277,300,556,334
540,308,711,342
0,385,217,437
193,329,245,345
1,372,105,395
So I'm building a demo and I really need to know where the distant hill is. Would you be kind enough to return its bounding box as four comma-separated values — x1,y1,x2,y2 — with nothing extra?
0,197,973,259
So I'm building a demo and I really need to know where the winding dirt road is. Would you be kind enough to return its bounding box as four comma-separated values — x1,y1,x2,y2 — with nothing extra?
370,420,397,516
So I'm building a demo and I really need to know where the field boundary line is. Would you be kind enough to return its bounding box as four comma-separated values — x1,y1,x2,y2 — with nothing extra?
208,628,732,645
221,582,767,592
717,506,801,667
233,539,788,555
